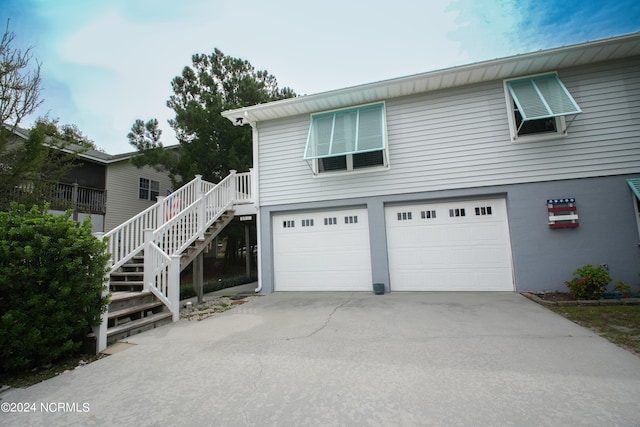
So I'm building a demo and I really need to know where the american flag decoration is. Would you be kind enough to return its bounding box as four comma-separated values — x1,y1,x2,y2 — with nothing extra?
547,198,579,229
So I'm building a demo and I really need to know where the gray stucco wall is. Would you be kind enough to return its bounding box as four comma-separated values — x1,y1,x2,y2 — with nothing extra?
507,175,639,292
258,175,640,294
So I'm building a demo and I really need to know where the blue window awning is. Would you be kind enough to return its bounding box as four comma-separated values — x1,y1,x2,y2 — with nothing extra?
304,103,386,160
507,74,582,121
627,178,640,200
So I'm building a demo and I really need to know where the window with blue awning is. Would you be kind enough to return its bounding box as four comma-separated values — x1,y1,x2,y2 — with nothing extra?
506,73,582,125
304,103,386,160
627,178,640,200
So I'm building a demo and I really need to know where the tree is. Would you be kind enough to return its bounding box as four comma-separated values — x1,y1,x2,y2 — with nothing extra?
127,118,180,183
0,21,96,210
0,119,85,210
129,48,296,186
0,20,41,129
0,19,43,204
129,49,296,270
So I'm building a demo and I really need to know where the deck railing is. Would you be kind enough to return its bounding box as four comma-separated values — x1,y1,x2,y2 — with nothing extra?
4,180,106,215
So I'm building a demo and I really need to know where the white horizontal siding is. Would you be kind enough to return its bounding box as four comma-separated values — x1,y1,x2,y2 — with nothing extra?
257,58,640,207
104,161,174,231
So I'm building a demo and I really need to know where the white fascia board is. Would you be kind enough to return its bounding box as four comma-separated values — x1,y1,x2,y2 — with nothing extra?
221,32,640,125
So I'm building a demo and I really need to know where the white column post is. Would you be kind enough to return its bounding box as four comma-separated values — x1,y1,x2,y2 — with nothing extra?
194,174,203,206
143,229,154,292
229,169,237,205
197,177,205,240
249,167,255,204
156,195,166,226
93,232,109,353
254,210,263,293
170,254,181,321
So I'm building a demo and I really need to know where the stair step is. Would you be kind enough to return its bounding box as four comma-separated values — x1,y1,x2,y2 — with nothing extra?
111,274,144,284
107,312,173,341
112,270,143,275
111,280,143,284
110,283,144,292
109,291,156,311
110,291,151,302
109,301,164,320
111,281,144,286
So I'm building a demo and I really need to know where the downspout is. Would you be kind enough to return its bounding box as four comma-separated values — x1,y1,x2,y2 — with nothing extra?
249,118,263,293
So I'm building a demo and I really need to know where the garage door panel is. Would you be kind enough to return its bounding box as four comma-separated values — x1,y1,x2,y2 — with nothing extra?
273,209,372,291
386,198,514,291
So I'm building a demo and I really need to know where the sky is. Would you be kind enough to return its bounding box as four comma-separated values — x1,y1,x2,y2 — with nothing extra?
1,0,639,154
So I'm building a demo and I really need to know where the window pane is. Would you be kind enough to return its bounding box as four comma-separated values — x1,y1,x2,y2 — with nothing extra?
139,178,149,200
331,111,357,155
319,155,347,172
357,106,383,151
353,150,384,169
150,180,160,200
306,115,333,158
515,108,557,135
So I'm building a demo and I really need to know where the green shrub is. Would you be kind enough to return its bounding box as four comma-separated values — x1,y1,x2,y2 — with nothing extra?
614,280,632,295
564,264,611,300
0,204,110,373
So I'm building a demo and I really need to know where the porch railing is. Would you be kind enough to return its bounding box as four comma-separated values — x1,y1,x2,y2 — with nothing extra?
5,180,106,215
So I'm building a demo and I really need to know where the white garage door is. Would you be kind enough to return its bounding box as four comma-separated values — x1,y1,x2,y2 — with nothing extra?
386,198,513,291
273,208,372,291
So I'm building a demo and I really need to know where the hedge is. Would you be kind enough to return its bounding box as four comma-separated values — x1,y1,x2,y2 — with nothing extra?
0,204,110,372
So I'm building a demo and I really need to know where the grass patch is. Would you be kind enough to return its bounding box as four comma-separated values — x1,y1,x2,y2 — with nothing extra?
549,305,640,356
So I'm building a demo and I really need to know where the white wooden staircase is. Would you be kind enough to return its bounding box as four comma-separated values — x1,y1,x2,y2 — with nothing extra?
93,171,254,351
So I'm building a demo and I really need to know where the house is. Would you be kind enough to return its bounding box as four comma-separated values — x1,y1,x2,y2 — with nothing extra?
4,126,175,232
221,32,640,294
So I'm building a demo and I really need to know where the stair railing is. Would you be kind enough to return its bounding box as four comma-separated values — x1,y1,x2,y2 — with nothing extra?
103,175,206,271
143,171,239,320
96,170,251,352
235,170,253,204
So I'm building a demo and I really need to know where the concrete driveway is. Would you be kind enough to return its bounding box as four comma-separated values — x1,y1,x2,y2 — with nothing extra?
2,292,640,426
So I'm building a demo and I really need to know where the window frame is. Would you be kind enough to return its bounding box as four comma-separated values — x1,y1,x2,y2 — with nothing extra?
304,102,390,176
503,72,580,143
139,177,160,201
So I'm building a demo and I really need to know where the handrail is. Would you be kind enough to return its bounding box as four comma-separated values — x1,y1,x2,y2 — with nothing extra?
144,172,237,322
235,172,252,204
103,175,203,270
145,241,180,321
152,172,236,256
145,241,172,306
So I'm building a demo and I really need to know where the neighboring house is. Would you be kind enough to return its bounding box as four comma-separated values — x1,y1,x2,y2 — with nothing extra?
4,126,175,232
222,32,640,294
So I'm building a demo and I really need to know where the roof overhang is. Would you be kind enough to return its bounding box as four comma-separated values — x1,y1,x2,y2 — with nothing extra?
2,123,179,164
222,32,640,125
